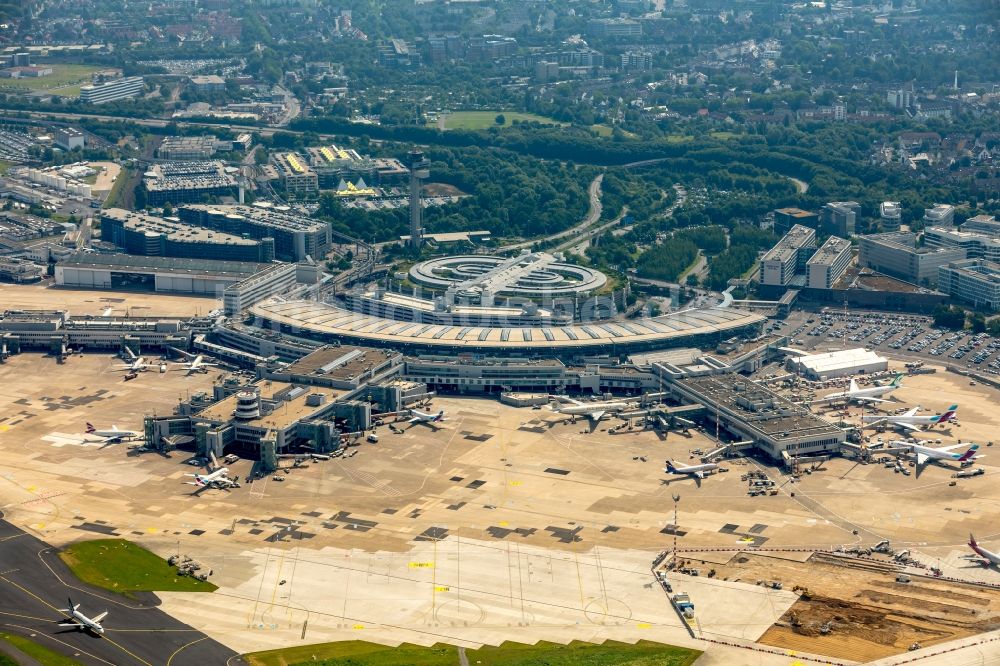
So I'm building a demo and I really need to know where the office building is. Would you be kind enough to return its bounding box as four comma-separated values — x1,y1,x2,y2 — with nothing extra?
53,127,85,151
178,203,331,261
79,76,144,105
0,257,44,283
270,152,318,197
100,209,275,263
534,60,560,83
587,18,642,38
223,263,301,315
937,259,1000,312
858,232,966,287
880,201,902,231
189,74,225,93
773,207,819,234
621,51,653,71
806,236,852,289
963,215,1000,236
759,224,817,286
924,226,1000,263
157,136,227,160
378,39,419,68
9,52,30,67
142,161,237,206
924,204,955,227
822,201,860,237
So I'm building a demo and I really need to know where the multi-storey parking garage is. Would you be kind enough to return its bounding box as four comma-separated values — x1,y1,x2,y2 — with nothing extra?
408,252,608,302
249,297,765,358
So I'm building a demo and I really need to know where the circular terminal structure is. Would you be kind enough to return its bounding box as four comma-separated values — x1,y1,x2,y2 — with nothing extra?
408,253,607,299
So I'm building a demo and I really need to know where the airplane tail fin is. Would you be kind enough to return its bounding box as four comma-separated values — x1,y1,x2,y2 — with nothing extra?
62,598,79,612
958,445,979,462
85,423,95,433
890,373,904,387
937,405,959,422
970,533,978,548
665,460,677,473
435,410,444,421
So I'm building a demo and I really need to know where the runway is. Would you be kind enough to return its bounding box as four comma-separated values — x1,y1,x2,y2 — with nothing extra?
0,518,237,665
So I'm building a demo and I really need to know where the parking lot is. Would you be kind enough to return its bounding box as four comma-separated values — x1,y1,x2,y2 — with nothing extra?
770,309,1000,376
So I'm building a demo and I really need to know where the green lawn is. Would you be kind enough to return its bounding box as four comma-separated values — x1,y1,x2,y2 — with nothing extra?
437,111,563,130
0,632,83,666
0,64,102,98
244,640,701,666
58,539,217,597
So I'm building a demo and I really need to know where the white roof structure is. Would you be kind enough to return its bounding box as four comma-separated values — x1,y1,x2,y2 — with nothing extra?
786,348,888,378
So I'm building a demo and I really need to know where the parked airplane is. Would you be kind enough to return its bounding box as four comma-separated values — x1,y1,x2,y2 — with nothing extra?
664,459,719,480
823,373,904,404
863,405,958,432
85,423,137,443
113,349,151,373
184,452,237,490
407,409,446,426
170,348,219,375
892,440,980,466
966,534,1000,567
550,396,636,422
58,598,107,635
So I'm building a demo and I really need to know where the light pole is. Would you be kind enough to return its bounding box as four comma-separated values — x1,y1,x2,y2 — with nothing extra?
672,493,681,565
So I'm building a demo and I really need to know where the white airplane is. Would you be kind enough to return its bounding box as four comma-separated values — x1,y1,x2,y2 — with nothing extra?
113,349,151,373
966,534,1000,567
664,459,719,480
184,452,237,490
170,348,219,375
59,598,107,635
85,422,137,443
550,396,636,422
863,404,958,432
823,373,904,404
892,440,980,466
407,409,446,426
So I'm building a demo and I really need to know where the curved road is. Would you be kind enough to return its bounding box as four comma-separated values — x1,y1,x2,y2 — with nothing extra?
500,173,603,252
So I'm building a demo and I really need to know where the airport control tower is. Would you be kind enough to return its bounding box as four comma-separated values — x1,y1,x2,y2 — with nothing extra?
407,150,430,248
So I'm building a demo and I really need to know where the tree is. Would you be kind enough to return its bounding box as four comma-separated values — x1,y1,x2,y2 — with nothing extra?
686,274,700,286
495,114,506,126
969,313,986,334
933,305,966,330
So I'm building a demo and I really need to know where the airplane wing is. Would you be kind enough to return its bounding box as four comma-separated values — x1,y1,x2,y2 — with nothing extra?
896,421,922,432
849,379,859,393
916,452,929,465
588,410,606,422
902,407,920,417
857,396,889,404
565,397,584,406
939,443,970,452
92,611,108,623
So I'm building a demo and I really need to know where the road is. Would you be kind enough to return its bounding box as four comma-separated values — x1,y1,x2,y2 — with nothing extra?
500,173,603,251
0,518,236,666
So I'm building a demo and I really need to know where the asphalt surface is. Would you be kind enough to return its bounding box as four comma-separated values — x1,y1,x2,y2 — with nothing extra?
0,517,237,666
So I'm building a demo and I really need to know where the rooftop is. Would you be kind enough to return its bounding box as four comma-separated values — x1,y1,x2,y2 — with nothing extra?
283,345,398,381
251,298,765,351
677,375,844,440
196,380,339,431
101,209,260,246
60,252,267,278
807,236,852,267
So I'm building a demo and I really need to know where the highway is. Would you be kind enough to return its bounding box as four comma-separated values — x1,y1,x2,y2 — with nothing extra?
500,173,604,252
0,518,237,666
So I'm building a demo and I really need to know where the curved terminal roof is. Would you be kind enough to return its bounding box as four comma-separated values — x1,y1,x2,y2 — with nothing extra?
250,299,765,352
409,253,607,297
